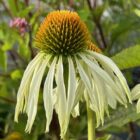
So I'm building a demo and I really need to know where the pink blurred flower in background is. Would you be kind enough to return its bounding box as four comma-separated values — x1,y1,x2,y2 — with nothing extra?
9,17,28,36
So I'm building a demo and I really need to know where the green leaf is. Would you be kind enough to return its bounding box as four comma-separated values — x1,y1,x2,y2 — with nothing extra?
18,5,34,17
0,102,12,113
18,35,30,60
134,9,140,17
110,16,140,45
7,0,17,15
97,135,111,140
98,104,140,130
10,69,22,80
0,30,4,40
0,50,7,71
78,8,90,21
1,42,11,51
111,45,140,70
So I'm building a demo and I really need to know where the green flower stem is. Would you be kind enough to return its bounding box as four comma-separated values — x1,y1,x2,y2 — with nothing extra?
87,104,96,140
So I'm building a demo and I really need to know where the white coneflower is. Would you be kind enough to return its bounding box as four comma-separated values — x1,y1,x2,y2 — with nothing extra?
14,10,131,139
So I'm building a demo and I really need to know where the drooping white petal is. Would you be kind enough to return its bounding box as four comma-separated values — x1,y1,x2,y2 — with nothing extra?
71,103,80,118
43,57,57,132
25,55,51,133
75,58,97,109
55,56,67,138
83,63,106,126
105,85,117,109
85,88,101,127
88,51,131,102
67,57,77,116
114,76,127,104
58,56,77,134
137,99,140,113
73,80,85,107
75,57,99,123
93,73,110,120
75,57,92,97
131,84,140,100
79,53,127,104
14,52,45,122
91,72,106,125
94,76,110,118
86,53,127,104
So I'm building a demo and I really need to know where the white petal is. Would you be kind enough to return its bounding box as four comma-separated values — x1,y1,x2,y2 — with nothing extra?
25,55,51,132
75,57,99,121
137,99,140,113
71,103,80,118
92,73,105,125
43,57,57,132
105,85,117,109
79,53,127,105
73,80,85,107
131,84,140,100
75,57,96,104
114,76,127,103
14,53,44,122
88,51,131,102
86,53,126,104
55,56,67,138
75,57,96,107
67,57,77,115
88,65,107,126
75,57,92,96
25,61,44,131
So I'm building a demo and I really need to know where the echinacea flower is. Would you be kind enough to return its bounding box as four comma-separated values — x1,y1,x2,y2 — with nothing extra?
14,10,132,138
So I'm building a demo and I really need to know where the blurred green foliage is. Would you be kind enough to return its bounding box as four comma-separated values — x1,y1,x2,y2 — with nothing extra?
0,0,140,140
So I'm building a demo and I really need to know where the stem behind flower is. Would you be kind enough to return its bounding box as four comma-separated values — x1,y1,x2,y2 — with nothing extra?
87,104,96,140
